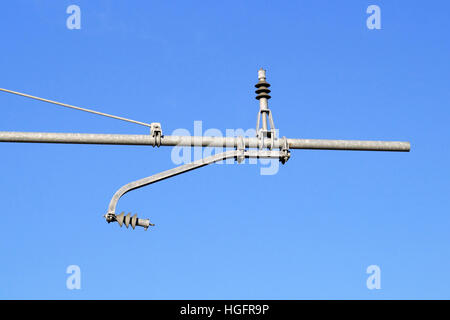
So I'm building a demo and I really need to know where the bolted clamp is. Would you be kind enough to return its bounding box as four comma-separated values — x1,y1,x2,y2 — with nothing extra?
150,122,163,147
257,129,276,150
279,136,290,164
236,136,245,163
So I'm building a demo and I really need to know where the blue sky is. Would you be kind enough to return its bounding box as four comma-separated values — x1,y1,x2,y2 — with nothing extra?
0,1,449,299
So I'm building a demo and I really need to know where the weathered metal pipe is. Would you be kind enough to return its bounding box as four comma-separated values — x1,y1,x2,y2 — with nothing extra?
0,131,410,151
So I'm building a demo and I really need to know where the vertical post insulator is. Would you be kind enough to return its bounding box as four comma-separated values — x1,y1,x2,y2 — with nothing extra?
255,68,276,145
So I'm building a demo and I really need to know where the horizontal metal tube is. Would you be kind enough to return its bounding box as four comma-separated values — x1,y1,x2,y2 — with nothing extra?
0,131,410,152
286,138,410,151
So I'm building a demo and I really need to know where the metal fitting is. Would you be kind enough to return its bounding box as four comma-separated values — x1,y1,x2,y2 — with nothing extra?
236,136,245,163
150,122,162,147
104,212,154,231
279,136,290,164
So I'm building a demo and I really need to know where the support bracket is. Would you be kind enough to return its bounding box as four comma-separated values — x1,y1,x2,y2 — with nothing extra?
104,149,291,230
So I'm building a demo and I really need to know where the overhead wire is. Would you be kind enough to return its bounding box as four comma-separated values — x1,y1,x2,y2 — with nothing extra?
0,88,151,128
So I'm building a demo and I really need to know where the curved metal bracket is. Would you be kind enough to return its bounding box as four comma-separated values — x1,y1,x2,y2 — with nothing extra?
104,149,290,230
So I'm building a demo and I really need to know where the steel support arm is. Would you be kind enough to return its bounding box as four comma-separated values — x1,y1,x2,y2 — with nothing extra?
0,131,410,152
105,149,290,230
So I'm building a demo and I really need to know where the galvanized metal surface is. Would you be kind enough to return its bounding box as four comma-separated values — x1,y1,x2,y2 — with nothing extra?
105,149,290,230
0,68,411,231
0,131,410,151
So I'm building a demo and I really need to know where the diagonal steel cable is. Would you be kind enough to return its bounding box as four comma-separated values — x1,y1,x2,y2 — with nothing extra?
0,88,151,128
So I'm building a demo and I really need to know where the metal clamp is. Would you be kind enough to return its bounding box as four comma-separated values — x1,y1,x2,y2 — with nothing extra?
257,128,277,150
236,136,245,163
279,136,290,164
150,122,162,147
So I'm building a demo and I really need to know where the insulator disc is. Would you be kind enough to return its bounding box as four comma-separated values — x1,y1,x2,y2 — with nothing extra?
131,214,138,230
116,212,125,227
124,213,131,228
255,81,271,88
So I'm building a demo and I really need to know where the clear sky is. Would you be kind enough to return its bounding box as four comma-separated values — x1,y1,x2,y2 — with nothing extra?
0,1,449,299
